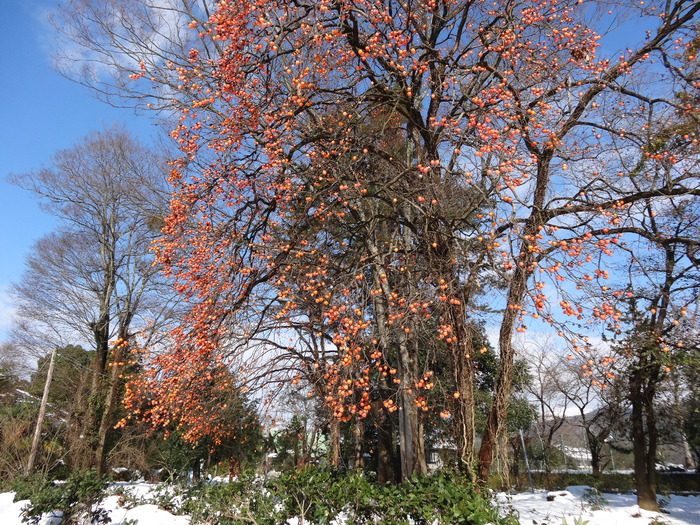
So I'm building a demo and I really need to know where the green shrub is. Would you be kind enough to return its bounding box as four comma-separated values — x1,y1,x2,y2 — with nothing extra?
270,466,518,525
581,485,608,511
271,465,345,523
13,470,110,525
122,482,183,514
10,474,51,504
369,471,519,525
182,473,278,525
116,471,279,525
67,466,519,525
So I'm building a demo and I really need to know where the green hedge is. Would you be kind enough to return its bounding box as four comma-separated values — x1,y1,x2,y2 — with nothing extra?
510,471,700,493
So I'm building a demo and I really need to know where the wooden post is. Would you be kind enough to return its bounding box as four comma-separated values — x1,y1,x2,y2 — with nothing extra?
26,348,57,476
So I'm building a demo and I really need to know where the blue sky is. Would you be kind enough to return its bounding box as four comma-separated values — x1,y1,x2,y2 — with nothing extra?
0,0,157,342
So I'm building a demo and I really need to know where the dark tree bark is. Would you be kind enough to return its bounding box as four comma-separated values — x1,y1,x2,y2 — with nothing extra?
353,417,365,470
374,401,397,484
629,353,662,511
329,418,341,468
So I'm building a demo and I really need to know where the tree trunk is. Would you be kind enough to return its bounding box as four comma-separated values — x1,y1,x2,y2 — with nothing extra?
79,315,111,471
398,385,427,480
368,254,426,480
588,431,602,477
644,385,659,509
450,317,476,480
26,348,57,476
353,417,365,470
631,400,658,511
477,159,551,483
397,334,427,480
192,458,201,482
477,276,525,482
95,343,126,476
329,418,341,468
509,437,521,479
683,435,694,471
630,369,659,512
430,229,479,480
374,401,397,484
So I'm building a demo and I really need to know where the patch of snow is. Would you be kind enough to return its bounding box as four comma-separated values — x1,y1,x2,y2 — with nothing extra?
499,487,700,525
119,504,189,525
0,492,61,525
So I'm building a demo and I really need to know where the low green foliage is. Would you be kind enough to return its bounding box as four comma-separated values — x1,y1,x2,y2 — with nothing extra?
114,466,518,524
10,474,51,505
116,483,184,513
117,471,278,524
13,469,110,525
176,472,278,524
363,471,519,525
271,465,342,523
648,517,671,525
13,466,517,524
657,494,671,514
581,485,608,511
280,467,519,524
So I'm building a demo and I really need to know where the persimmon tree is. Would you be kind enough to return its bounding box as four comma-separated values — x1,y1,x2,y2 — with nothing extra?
50,0,222,113
57,0,700,487
151,0,699,483
125,358,263,478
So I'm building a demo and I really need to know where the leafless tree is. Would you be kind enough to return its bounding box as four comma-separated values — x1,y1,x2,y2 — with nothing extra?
8,125,178,475
554,351,629,476
521,339,571,473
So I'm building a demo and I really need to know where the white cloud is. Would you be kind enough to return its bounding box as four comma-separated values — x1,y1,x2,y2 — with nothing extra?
0,287,16,341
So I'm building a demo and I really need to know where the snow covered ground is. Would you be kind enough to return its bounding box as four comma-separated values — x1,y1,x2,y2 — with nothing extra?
1,483,698,524
502,486,700,525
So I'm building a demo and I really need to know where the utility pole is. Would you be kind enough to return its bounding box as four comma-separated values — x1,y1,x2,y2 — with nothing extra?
26,347,57,476
520,428,535,492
